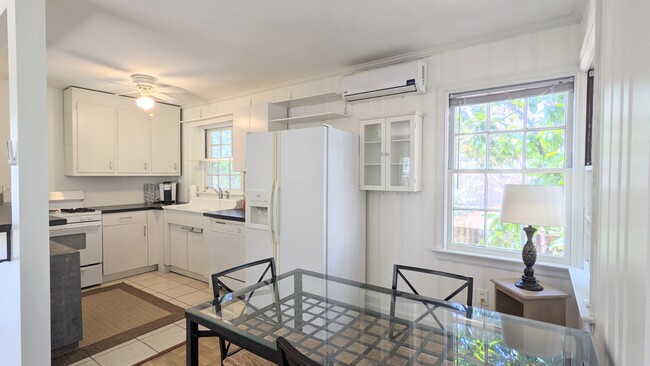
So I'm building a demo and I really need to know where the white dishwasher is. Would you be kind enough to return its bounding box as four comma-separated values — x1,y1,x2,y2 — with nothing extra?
209,218,246,291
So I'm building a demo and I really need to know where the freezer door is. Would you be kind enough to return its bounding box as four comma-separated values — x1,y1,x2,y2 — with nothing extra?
277,127,327,275
245,132,275,285
245,132,274,191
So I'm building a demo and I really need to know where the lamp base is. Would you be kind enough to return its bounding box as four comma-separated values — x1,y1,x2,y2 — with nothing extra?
516,225,544,291
515,277,544,291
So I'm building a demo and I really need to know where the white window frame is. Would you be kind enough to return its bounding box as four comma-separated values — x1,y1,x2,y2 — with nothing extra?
204,125,242,194
444,77,575,266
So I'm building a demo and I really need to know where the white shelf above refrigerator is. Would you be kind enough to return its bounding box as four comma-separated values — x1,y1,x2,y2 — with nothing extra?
270,92,343,108
270,112,349,125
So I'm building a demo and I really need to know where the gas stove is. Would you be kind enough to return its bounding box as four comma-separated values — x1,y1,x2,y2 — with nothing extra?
49,191,102,223
49,208,102,223
48,190,103,288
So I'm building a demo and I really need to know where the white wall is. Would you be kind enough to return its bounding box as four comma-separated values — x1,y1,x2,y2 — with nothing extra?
590,0,650,364
184,25,584,326
46,87,179,207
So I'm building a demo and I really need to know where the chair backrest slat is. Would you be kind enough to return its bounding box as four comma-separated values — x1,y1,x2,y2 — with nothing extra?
392,264,474,306
211,257,276,301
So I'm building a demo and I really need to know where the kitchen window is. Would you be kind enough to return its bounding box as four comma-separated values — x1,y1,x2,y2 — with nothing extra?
447,77,573,263
205,126,242,193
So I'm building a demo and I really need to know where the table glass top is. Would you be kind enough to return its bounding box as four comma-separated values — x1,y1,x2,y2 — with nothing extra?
187,269,597,366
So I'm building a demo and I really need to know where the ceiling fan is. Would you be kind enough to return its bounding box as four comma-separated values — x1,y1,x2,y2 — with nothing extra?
115,74,186,110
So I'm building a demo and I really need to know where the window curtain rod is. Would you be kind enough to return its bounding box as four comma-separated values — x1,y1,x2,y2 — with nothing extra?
449,77,574,106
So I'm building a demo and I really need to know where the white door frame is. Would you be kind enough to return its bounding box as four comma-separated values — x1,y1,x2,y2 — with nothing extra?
0,0,50,364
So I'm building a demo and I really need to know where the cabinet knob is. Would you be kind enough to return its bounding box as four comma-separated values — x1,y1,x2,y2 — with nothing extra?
144,162,147,170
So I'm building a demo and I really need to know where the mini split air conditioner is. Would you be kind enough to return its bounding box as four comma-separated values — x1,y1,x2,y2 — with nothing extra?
341,60,427,102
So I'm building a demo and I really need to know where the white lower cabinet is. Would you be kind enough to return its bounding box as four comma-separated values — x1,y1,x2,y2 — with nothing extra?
103,212,149,276
169,224,189,270
187,228,207,278
147,210,163,266
165,212,207,279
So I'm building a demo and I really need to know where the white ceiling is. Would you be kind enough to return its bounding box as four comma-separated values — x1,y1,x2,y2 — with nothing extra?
4,0,585,106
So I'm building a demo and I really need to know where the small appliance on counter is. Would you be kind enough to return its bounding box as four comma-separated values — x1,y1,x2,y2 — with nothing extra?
159,181,178,205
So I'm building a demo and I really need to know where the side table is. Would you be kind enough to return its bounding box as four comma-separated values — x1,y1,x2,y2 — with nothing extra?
491,278,570,326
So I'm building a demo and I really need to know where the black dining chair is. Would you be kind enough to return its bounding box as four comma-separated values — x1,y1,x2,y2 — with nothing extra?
277,337,321,366
211,257,277,300
210,257,277,366
389,264,474,357
392,264,474,306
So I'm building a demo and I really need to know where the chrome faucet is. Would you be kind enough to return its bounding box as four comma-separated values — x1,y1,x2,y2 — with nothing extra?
204,186,223,199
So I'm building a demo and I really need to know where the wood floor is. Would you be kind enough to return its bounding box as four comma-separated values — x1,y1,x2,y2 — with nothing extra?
138,337,276,366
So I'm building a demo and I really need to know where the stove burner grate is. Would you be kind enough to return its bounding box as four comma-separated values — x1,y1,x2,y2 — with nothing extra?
60,208,96,213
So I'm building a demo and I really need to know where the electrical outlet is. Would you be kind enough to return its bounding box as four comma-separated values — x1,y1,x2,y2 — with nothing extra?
475,288,489,307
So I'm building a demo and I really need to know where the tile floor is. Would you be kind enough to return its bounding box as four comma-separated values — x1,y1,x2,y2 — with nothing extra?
71,271,214,366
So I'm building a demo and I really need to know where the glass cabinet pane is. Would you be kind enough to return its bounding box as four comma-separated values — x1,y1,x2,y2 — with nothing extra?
388,119,411,188
363,122,383,187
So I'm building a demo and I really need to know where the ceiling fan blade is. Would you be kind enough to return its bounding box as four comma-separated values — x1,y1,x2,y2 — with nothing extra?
114,91,140,96
154,86,186,94
153,93,179,105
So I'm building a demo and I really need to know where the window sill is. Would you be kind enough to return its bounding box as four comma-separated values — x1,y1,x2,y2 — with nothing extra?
567,266,595,325
431,248,571,280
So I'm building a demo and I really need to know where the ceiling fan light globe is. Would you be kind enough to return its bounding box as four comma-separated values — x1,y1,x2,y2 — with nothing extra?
136,96,155,110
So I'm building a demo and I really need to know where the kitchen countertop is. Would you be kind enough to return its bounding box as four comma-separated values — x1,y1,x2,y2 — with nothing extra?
203,208,245,222
89,202,188,214
0,204,67,233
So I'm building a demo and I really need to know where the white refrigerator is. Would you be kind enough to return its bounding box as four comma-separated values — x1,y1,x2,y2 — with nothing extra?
245,126,366,284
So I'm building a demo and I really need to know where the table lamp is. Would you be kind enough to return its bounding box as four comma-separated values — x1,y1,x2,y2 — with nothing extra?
500,185,565,291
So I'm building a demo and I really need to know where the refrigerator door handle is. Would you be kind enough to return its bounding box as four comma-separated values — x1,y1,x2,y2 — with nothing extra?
273,180,280,247
268,178,275,251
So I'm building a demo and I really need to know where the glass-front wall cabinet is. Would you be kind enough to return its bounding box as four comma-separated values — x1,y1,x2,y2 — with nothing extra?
360,113,422,192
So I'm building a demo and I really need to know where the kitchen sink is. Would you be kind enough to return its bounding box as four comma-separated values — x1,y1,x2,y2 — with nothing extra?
162,198,242,214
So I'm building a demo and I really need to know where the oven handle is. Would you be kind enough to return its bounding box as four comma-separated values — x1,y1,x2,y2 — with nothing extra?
49,221,102,232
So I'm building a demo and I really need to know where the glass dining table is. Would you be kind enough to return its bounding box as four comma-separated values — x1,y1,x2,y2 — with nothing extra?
185,269,597,366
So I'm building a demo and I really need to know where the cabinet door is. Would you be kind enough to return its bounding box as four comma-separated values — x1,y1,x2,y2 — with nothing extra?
77,102,115,173
385,115,420,191
169,224,188,270
232,106,250,173
385,115,414,191
187,228,207,278
151,114,180,175
147,210,163,266
103,223,148,276
360,119,385,190
117,108,150,173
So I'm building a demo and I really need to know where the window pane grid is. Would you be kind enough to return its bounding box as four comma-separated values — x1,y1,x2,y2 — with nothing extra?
450,89,570,258
206,127,241,191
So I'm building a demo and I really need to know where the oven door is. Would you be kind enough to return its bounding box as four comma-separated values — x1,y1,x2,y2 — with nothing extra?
49,221,102,266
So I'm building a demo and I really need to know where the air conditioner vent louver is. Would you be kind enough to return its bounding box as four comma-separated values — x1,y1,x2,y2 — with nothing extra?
342,60,427,103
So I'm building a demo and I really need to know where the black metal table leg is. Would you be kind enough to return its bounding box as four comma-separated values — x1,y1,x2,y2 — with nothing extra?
187,318,199,366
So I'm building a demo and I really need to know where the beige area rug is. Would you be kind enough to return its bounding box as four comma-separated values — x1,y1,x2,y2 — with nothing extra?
135,338,276,366
52,282,185,366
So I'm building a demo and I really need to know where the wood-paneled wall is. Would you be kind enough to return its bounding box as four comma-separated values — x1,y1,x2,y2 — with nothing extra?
183,24,583,326
591,0,650,364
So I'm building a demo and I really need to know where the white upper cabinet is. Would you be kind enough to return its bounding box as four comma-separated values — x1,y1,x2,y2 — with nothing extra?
360,112,422,192
232,103,287,172
151,114,180,175
75,102,116,173
117,108,149,174
64,87,181,176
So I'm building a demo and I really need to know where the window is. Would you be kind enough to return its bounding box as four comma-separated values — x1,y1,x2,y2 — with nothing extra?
205,126,242,192
447,78,573,262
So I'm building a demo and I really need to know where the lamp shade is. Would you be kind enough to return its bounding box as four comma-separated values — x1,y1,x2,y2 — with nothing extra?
500,185,565,227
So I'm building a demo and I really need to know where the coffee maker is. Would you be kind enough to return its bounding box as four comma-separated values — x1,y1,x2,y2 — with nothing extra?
159,182,177,205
